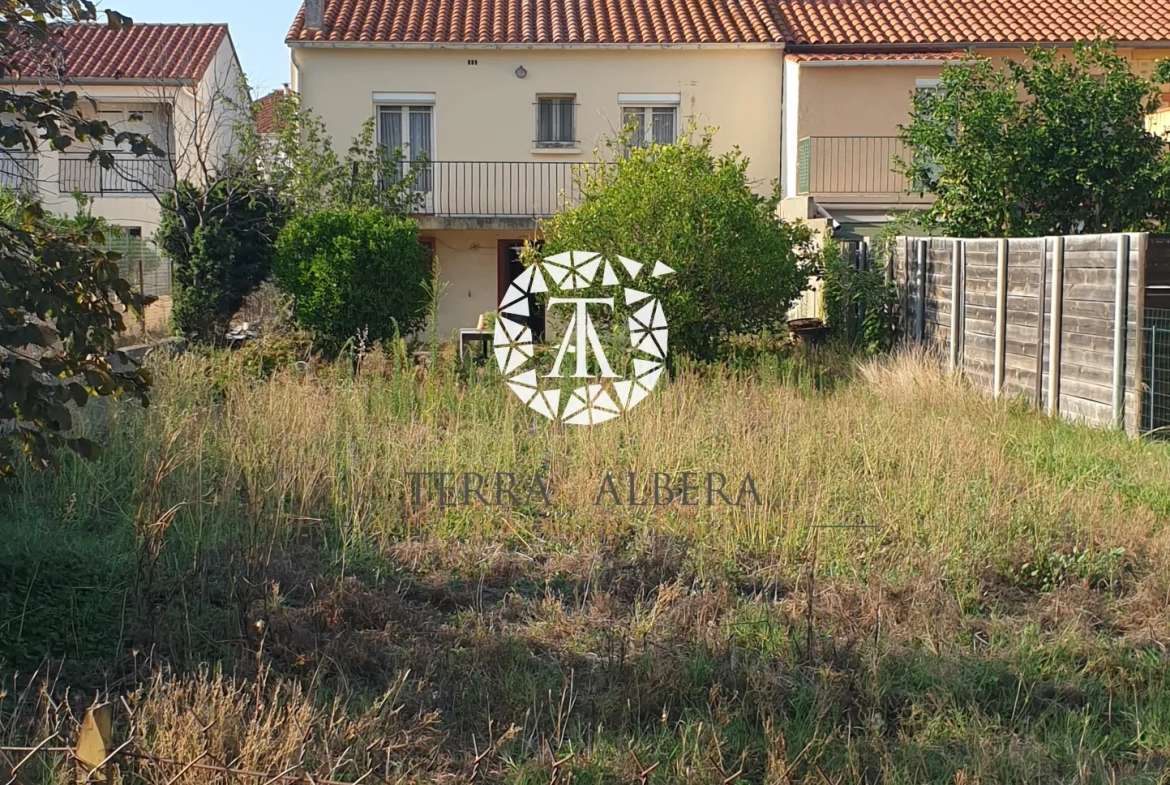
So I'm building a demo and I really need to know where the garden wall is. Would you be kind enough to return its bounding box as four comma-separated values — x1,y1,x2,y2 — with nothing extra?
892,233,1162,436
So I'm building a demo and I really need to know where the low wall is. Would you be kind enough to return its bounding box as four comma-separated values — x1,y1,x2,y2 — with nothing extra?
893,233,1150,435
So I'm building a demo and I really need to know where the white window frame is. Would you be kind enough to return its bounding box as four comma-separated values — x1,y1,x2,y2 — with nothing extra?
374,99,435,205
374,102,435,161
618,93,681,148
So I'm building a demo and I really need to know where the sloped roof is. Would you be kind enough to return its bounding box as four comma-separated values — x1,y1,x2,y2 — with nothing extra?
286,0,788,45
254,88,289,134
775,0,1170,47
11,23,228,83
285,0,1170,47
785,51,966,62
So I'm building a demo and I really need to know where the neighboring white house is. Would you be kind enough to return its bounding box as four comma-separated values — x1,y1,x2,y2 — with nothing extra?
4,22,247,241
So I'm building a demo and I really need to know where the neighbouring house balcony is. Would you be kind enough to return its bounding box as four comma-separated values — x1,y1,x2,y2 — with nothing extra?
405,160,585,228
58,151,175,196
0,151,40,194
796,136,929,207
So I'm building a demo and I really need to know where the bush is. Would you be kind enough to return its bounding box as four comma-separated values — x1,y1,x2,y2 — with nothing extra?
820,241,897,354
273,209,431,351
540,130,816,362
157,180,284,342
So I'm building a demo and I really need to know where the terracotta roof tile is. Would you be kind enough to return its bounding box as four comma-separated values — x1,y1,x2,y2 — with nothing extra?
777,0,1170,47
785,50,965,62
287,0,789,44
286,0,1170,47
254,88,290,134
12,23,227,82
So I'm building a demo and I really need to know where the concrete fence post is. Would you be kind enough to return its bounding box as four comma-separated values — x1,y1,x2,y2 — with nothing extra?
1033,237,1048,406
1047,236,1064,417
949,239,960,371
1112,233,1131,429
916,239,927,340
993,237,1009,398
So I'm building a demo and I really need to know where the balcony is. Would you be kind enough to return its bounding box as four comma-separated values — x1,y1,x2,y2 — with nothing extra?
0,151,39,193
796,136,923,201
404,161,585,226
58,151,174,196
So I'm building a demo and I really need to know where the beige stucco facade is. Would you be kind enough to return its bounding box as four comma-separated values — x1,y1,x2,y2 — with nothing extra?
783,46,1170,212
291,43,784,338
292,45,782,182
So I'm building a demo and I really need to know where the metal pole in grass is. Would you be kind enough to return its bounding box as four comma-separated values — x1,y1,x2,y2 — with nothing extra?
1150,324,1158,433
1113,233,1131,429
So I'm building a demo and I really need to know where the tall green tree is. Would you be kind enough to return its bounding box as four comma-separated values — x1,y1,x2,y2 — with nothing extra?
900,41,1170,237
156,176,284,341
540,130,815,362
0,1,158,475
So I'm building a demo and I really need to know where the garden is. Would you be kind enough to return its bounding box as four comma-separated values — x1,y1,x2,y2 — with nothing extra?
4,16,1170,782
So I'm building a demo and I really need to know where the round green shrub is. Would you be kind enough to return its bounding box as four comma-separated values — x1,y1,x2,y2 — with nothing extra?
273,209,431,351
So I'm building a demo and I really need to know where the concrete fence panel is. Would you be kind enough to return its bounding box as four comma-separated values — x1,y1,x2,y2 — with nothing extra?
893,232,1152,436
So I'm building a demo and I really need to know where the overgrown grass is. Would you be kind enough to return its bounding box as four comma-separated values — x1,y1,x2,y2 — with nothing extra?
2,346,1170,783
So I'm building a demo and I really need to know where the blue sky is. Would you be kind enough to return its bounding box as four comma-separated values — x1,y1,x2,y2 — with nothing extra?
97,0,299,96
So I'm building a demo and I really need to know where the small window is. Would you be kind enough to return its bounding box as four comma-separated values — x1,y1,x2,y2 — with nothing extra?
535,96,576,148
621,105,677,147
127,226,143,239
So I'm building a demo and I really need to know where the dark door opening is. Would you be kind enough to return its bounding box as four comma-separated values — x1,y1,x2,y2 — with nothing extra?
497,240,546,342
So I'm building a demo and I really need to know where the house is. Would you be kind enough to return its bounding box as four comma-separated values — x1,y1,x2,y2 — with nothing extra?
4,22,247,245
775,0,1170,237
286,0,1170,335
255,86,291,140
286,0,788,337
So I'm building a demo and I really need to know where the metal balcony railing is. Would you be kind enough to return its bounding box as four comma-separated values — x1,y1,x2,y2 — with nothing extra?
0,151,40,193
405,161,585,217
796,136,912,195
58,151,174,195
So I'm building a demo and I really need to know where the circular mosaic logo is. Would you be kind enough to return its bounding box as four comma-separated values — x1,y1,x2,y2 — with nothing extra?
494,251,675,425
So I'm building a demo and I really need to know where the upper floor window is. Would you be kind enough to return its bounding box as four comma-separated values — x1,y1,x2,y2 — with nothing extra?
535,96,576,148
618,94,681,148
376,103,433,161
376,100,433,192
622,106,677,147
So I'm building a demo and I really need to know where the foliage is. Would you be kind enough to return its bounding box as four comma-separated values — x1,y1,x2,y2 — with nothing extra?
820,241,897,354
157,94,431,344
540,129,816,362
156,178,284,341
0,1,157,476
252,92,426,216
273,209,431,351
870,210,920,269
899,41,1170,236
